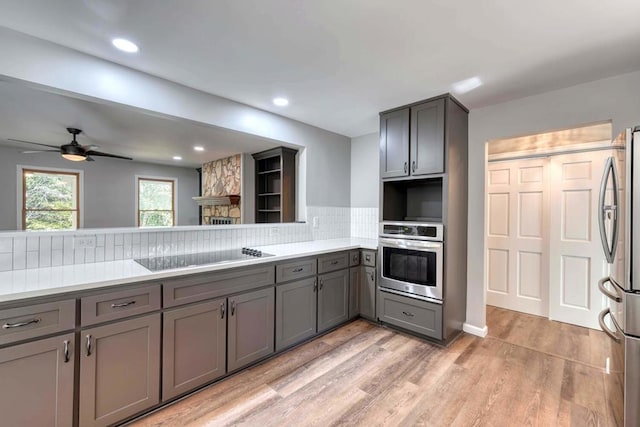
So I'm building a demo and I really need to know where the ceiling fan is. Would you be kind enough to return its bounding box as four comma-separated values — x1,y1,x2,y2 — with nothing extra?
8,128,133,162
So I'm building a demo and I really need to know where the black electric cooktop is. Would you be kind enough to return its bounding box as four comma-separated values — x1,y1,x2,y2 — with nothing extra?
134,247,273,272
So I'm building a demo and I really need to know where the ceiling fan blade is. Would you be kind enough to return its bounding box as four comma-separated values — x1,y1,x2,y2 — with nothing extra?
86,150,132,160
22,150,60,154
81,144,99,151
7,139,60,149
86,156,95,162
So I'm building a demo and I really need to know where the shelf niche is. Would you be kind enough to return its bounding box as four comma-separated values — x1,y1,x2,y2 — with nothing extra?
252,147,297,223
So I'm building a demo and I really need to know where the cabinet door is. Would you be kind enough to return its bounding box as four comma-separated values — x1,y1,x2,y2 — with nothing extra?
360,266,376,320
349,267,360,319
410,98,445,176
80,313,161,427
0,333,74,427
380,108,410,178
318,269,349,332
228,287,275,372
162,299,227,401
275,278,317,351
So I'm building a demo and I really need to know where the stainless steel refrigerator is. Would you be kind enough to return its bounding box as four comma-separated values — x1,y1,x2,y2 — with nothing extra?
598,126,640,427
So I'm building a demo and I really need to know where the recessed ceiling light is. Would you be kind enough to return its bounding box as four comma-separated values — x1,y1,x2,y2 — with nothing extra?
193,146,204,152
112,38,139,53
172,156,182,161
452,77,482,94
273,97,289,107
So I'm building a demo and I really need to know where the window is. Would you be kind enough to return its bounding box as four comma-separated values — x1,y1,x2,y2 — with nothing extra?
22,168,80,231
137,177,176,227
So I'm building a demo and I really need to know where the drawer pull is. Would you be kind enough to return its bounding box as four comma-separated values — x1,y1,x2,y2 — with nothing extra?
221,302,226,319
330,260,339,265
86,335,92,356
353,255,358,262
402,311,414,317
111,300,136,309
292,267,304,273
231,301,236,316
2,318,41,329
63,340,70,363
365,255,371,262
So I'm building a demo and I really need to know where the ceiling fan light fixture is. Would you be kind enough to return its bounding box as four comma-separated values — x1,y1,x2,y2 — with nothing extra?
62,153,87,162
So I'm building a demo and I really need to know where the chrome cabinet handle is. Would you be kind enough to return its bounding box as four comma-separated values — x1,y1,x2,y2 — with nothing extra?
111,300,136,308
402,311,414,317
86,335,92,356
404,162,407,173
598,308,621,343
365,255,371,262
319,280,324,290
292,267,304,273
231,301,236,316
412,161,416,172
598,277,622,303
220,302,226,319
370,272,375,281
313,280,318,292
63,340,70,363
330,260,339,265
2,318,41,329
352,255,358,262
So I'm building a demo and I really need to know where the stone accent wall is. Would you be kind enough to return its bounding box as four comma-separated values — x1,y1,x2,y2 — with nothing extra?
202,154,241,224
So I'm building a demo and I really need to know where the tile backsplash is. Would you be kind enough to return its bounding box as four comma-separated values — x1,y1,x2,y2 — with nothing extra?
0,206,380,271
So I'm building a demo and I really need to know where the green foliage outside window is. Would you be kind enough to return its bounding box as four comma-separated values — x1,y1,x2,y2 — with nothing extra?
138,179,174,227
24,171,78,231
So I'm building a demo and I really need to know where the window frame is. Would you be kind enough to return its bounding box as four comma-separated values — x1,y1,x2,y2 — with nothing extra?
17,165,84,231
135,175,178,227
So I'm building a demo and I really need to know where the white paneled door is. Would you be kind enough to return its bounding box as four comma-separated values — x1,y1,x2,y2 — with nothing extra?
486,158,549,317
548,151,610,329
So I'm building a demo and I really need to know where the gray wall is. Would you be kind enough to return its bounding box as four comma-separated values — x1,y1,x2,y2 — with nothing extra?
350,133,379,208
467,70,640,330
0,145,200,230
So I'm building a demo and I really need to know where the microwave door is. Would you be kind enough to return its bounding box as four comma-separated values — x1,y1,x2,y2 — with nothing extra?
598,156,620,264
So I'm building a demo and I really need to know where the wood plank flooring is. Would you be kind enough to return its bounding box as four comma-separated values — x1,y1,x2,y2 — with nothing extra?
130,306,620,427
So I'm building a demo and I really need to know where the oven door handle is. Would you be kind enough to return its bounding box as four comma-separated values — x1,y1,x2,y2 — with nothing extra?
379,238,442,250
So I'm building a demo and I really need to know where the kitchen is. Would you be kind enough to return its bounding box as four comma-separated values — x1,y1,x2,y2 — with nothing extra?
0,2,640,423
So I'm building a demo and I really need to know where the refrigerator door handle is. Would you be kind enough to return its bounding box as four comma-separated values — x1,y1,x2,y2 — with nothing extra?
598,308,622,343
598,157,619,264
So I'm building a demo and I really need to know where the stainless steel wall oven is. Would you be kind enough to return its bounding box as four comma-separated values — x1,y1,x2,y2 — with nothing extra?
379,222,443,302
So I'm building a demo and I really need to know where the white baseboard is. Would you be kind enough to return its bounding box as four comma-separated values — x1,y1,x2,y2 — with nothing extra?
463,322,488,338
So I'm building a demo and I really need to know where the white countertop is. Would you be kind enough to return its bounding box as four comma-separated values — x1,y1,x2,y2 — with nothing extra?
0,238,378,304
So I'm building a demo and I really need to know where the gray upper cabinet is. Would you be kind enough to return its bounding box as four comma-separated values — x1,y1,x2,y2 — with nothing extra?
0,333,74,427
318,269,349,332
380,108,410,178
80,313,161,427
227,287,275,372
162,298,227,401
360,266,376,320
275,277,317,351
410,98,445,176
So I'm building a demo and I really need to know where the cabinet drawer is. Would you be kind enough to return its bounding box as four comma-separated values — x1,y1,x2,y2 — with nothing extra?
362,250,376,267
276,257,317,283
317,252,349,274
349,250,360,267
164,265,275,308
0,300,76,346
81,285,161,326
378,290,442,340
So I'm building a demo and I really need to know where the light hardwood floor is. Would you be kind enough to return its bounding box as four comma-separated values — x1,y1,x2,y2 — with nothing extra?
131,306,620,426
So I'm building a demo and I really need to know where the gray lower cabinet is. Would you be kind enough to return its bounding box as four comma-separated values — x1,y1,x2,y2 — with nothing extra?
162,298,227,401
275,277,317,351
377,290,442,340
228,287,275,372
360,266,376,320
80,313,161,427
0,333,74,427
317,269,349,332
348,267,360,319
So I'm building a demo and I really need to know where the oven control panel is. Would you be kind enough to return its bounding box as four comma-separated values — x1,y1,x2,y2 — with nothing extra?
379,222,443,241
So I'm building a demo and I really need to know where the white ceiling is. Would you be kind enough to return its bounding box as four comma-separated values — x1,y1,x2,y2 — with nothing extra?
1,1,640,137
0,81,283,167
